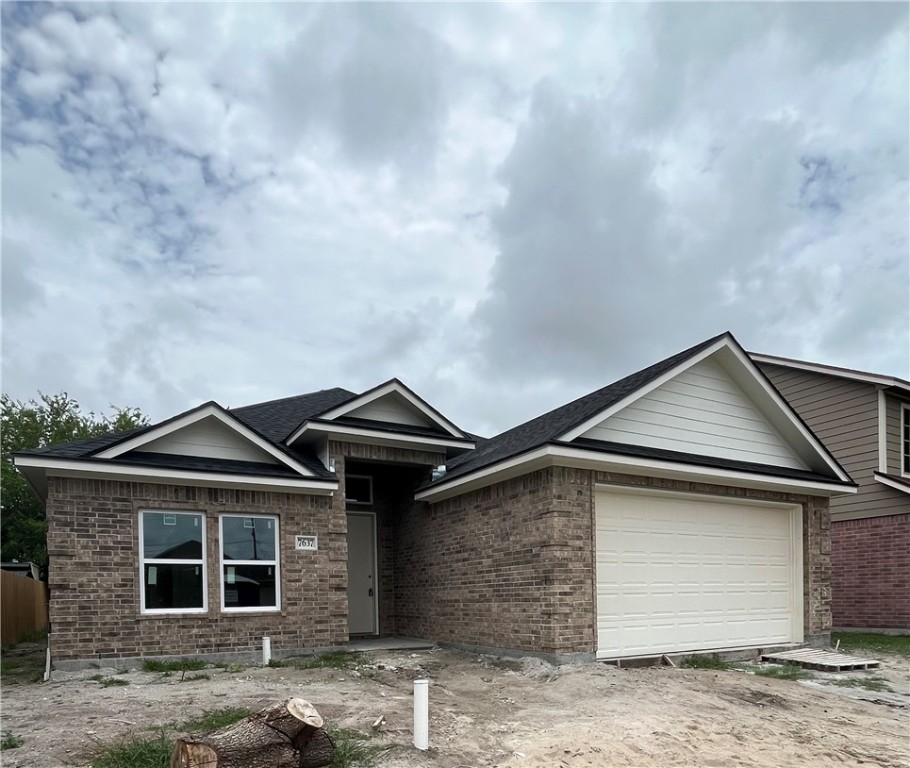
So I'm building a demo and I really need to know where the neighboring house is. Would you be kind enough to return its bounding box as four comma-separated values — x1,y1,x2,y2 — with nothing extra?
16,332,855,668
752,354,910,631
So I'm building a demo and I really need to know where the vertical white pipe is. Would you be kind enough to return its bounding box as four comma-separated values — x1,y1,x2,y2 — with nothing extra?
413,678,429,750
262,636,272,665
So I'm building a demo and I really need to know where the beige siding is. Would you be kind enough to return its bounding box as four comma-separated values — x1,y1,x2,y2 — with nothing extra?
584,358,807,469
142,416,279,464
760,364,909,521
346,393,434,428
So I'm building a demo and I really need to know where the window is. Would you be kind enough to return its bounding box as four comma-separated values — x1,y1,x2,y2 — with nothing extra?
902,404,910,476
140,511,206,613
346,475,373,505
220,515,280,611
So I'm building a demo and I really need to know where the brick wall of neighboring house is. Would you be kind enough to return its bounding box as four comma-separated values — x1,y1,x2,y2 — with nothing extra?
831,513,910,629
395,469,833,658
46,476,346,663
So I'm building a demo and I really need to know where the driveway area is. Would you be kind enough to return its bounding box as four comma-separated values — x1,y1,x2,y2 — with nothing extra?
1,645,908,767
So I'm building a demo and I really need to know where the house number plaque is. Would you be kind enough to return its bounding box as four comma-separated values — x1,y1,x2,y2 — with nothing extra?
295,535,318,551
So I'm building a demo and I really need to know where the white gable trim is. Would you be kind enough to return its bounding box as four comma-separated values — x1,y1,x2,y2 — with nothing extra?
13,455,337,495
559,338,851,483
287,420,474,454
94,404,317,478
307,381,465,439
415,444,856,503
750,353,910,394
874,472,910,495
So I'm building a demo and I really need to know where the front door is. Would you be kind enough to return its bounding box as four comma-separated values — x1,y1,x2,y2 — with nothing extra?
346,513,377,635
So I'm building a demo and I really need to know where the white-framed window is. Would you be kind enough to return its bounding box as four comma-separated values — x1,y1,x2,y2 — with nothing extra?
346,474,373,505
139,510,207,614
220,515,280,612
902,403,910,477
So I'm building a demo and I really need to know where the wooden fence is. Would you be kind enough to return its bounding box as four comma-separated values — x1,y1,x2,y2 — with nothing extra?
1,570,48,647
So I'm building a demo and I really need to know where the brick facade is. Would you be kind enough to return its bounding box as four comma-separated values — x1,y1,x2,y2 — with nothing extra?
46,476,347,663
831,513,910,629
395,468,832,659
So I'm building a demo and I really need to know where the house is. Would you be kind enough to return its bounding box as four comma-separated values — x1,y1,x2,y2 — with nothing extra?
752,353,910,631
15,332,856,669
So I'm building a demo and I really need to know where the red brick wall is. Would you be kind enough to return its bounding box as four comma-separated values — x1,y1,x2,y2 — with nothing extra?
831,513,910,629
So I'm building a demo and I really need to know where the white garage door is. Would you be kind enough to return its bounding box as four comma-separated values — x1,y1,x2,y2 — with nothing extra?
595,486,802,658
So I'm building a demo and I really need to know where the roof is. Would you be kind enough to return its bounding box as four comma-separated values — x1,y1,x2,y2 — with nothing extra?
231,388,357,442
750,353,910,394
439,333,727,484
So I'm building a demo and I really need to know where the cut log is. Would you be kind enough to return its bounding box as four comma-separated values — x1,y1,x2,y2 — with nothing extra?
170,697,334,768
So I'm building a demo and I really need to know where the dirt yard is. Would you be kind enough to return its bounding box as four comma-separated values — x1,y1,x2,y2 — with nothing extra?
1,644,908,768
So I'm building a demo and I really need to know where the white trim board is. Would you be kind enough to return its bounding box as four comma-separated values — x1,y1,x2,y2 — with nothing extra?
874,472,910,496
415,443,857,503
14,455,338,496
94,404,317,478
286,420,474,454
310,380,466,439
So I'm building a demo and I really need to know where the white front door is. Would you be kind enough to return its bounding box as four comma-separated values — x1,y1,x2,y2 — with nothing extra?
346,513,377,635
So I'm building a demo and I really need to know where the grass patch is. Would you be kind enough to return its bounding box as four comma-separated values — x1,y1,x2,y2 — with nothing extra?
1,732,24,751
213,661,245,673
825,675,893,693
179,707,252,732
328,726,389,768
142,659,207,673
832,632,910,658
752,663,814,681
275,651,363,670
89,730,172,768
183,673,210,682
89,674,130,687
680,654,731,670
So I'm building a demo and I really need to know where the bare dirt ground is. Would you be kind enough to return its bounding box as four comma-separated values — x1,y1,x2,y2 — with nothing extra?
1,644,908,768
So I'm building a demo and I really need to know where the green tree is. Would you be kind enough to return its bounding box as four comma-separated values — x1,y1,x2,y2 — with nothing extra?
1,393,149,569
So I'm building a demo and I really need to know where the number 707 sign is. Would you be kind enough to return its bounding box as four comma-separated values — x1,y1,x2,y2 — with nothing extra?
295,535,318,551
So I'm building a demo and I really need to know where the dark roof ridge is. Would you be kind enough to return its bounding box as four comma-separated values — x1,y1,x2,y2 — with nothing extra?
230,387,358,413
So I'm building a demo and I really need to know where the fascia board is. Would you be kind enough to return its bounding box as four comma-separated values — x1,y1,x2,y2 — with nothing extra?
415,444,857,503
558,337,730,442
873,472,910,495
13,455,337,495
751,353,910,393
313,381,465,439
288,421,474,453
94,404,316,478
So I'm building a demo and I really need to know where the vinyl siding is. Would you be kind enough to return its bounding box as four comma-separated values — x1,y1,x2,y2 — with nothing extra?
759,364,909,521
142,416,279,464
346,393,434,428
583,358,807,470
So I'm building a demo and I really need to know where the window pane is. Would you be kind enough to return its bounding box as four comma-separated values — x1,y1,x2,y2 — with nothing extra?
346,476,372,504
144,564,204,610
223,564,277,608
221,517,276,561
142,512,203,559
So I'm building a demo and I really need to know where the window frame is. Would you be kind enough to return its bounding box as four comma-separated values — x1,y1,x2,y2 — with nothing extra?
219,514,281,613
902,403,910,477
345,474,373,505
138,510,208,615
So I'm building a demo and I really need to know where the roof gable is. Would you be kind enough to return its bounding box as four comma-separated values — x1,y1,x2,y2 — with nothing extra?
95,403,317,477
575,356,809,470
287,379,467,443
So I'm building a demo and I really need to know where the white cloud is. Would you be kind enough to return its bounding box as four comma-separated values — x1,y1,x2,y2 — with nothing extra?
1,3,906,437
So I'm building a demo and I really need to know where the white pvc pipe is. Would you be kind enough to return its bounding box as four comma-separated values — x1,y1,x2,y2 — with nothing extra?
413,678,429,750
262,636,272,666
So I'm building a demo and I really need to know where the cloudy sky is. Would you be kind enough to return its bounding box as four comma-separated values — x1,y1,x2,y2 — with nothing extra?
3,2,908,437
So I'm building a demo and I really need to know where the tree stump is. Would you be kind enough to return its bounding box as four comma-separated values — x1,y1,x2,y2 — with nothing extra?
170,698,335,768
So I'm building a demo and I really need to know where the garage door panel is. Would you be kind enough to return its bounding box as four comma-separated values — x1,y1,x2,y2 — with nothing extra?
596,487,801,657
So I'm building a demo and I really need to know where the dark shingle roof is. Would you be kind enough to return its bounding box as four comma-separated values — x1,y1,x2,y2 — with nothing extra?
230,388,357,442
437,333,728,483
322,416,471,441
114,451,335,480
17,426,154,458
